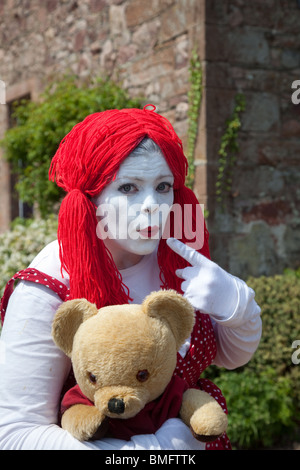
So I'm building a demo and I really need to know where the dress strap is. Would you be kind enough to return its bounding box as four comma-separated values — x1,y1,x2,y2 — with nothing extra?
1,268,70,325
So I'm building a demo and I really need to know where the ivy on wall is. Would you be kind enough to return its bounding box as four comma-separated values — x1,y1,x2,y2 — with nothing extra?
215,93,246,207
186,49,203,189
186,51,245,211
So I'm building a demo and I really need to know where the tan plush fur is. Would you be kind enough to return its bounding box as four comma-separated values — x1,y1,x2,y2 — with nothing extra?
52,290,228,442
61,404,105,442
180,389,228,441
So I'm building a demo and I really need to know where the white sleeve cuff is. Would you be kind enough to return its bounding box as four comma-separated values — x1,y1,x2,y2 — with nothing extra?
210,276,261,328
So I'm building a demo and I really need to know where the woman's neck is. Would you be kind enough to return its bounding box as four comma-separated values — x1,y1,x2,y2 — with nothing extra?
103,238,144,270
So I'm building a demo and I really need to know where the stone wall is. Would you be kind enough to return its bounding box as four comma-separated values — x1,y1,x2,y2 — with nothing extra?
203,0,300,277
0,107,10,232
0,0,299,278
0,0,203,131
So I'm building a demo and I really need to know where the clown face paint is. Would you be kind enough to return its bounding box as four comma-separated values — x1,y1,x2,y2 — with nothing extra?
93,150,174,269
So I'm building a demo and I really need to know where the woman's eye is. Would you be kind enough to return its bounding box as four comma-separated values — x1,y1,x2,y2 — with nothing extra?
156,182,172,193
118,184,136,194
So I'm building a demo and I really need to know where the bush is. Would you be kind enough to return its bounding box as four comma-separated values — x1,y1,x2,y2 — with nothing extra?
0,217,58,297
214,367,295,448
246,269,300,415
204,268,300,449
0,76,143,217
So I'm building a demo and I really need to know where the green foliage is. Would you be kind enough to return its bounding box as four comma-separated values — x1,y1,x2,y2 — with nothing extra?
1,76,142,217
246,269,300,395
215,93,246,207
204,268,300,448
0,217,58,298
215,368,295,449
186,49,203,189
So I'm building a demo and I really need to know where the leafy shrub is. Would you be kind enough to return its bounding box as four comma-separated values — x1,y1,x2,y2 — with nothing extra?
246,269,300,406
0,217,58,298
204,268,300,448
1,76,142,217
214,367,295,448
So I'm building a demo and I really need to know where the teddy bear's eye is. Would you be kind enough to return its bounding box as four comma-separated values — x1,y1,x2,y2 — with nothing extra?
136,369,149,382
88,372,97,384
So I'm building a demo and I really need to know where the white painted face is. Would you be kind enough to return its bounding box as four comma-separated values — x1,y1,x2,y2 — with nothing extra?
93,150,174,269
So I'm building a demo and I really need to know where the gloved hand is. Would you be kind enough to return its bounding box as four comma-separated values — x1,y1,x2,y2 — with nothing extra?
166,238,239,322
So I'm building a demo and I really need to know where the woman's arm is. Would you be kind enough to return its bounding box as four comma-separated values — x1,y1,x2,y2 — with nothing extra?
167,238,262,370
0,281,89,450
211,278,262,369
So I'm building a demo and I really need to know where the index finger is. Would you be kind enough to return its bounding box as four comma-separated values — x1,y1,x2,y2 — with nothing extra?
166,238,202,266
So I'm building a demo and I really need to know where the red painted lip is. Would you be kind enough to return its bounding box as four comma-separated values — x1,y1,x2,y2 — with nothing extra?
139,226,159,238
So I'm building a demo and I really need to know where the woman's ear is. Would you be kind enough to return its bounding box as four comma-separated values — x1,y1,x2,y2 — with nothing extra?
142,290,195,351
52,299,98,357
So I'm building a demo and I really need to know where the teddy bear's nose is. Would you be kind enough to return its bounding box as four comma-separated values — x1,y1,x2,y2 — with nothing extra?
108,397,125,414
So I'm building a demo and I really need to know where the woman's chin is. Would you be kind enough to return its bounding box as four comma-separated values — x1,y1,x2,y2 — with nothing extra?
130,237,160,255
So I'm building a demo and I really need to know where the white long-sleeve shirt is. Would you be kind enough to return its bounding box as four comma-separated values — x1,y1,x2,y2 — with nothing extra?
0,241,261,450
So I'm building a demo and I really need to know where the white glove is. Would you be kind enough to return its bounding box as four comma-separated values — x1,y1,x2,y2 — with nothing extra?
166,238,239,323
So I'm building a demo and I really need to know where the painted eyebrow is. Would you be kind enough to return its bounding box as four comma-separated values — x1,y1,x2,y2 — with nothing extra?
116,175,174,183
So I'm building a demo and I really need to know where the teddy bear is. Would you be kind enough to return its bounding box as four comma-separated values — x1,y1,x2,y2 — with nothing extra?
52,289,228,442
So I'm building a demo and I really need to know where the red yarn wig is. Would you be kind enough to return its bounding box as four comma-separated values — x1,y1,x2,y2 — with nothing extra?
49,105,210,308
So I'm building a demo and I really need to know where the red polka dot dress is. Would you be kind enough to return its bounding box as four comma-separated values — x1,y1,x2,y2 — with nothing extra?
1,269,70,325
1,268,231,450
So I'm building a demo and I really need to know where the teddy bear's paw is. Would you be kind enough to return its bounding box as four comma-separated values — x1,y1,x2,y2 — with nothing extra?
61,404,106,441
190,402,228,442
89,417,110,440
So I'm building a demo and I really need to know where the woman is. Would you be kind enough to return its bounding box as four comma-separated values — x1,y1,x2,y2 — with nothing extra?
0,105,261,450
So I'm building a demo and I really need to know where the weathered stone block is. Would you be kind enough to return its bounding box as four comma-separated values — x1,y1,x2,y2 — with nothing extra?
125,0,174,28
227,222,282,277
242,200,292,226
229,29,270,66
242,92,280,132
131,19,161,53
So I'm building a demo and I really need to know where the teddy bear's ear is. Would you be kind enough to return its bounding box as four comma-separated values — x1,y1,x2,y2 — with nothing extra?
142,290,195,351
52,299,98,357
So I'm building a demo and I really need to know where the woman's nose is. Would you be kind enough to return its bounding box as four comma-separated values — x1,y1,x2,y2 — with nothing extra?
141,194,159,214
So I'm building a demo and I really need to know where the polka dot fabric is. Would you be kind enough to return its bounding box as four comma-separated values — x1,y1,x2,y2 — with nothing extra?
1,268,70,325
174,312,231,450
1,269,231,450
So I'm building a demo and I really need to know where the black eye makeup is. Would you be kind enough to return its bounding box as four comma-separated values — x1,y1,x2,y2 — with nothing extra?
156,182,173,193
117,181,173,195
117,183,138,194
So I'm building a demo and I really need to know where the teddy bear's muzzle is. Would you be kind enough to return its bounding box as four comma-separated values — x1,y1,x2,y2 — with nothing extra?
108,397,125,415
94,386,150,419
